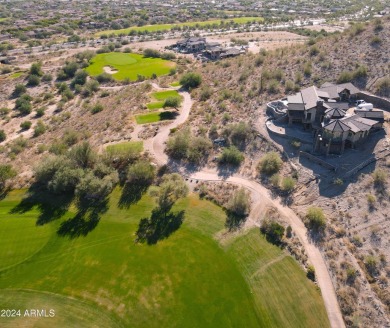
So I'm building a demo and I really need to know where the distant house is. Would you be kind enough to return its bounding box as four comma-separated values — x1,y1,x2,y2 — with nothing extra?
175,37,206,53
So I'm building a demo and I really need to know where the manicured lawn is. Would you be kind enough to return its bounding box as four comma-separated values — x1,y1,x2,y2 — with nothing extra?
0,190,329,328
146,90,182,110
96,17,264,36
151,90,180,101
170,81,181,87
146,101,164,110
135,111,177,124
85,52,175,81
106,141,143,154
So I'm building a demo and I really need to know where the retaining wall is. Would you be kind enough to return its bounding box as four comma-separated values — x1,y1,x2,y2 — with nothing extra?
357,92,390,112
299,151,337,171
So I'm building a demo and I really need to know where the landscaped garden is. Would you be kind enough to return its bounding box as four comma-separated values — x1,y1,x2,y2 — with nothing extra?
0,189,329,328
85,52,175,81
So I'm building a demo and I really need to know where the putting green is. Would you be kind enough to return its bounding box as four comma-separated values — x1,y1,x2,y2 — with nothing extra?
85,52,175,81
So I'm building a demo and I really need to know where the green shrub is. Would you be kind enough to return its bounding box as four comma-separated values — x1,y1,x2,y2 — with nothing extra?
27,74,40,86
258,152,283,175
15,94,32,115
187,136,212,164
20,121,32,130
305,206,326,232
0,107,10,117
163,96,181,108
226,188,250,216
36,107,46,117
337,71,353,83
166,129,190,160
261,219,285,245
13,84,27,97
91,103,104,114
33,120,46,137
42,74,53,82
218,146,244,166
96,72,113,83
372,169,387,189
281,176,296,193
179,72,202,89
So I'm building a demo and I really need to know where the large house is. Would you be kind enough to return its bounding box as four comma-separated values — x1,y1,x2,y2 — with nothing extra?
285,83,384,155
175,37,207,53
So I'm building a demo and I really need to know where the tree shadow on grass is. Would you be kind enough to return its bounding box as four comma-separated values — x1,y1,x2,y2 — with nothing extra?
136,208,185,245
118,183,148,209
225,210,247,231
160,111,178,121
57,198,109,238
10,184,74,226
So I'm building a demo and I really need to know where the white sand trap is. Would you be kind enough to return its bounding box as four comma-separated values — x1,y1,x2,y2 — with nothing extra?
103,66,118,74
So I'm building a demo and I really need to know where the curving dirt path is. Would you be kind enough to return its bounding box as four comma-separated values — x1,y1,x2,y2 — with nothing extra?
187,170,345,328
123,82,345,328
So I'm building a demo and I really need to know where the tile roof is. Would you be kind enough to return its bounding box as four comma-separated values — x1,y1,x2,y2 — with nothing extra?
323,119,351,132
325,107,346,118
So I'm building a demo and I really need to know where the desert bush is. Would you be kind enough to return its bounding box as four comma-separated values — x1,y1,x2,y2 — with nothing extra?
20,121,32,130
199,87,212,101
281,176,296,193
364,255,379,277
35,107,46,117
227,122,251,147
29,62,43,77
166,129,190,160
187,136,212,164
33,120,46,137
258,152,283,175
261,219,285,245
305,206,326,232
9,136,28,155
27,74,40,86
179,72,201,89
42,74,53,82
96,73,113,83
91,103,104,114
337,71,353,83
372,169,387,189
0,107,10,117
14,94,32,115
371,36,382,45
218,146,244,166
226,188,250,216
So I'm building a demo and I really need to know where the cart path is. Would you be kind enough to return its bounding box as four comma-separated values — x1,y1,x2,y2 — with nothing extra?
133,84,345,328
